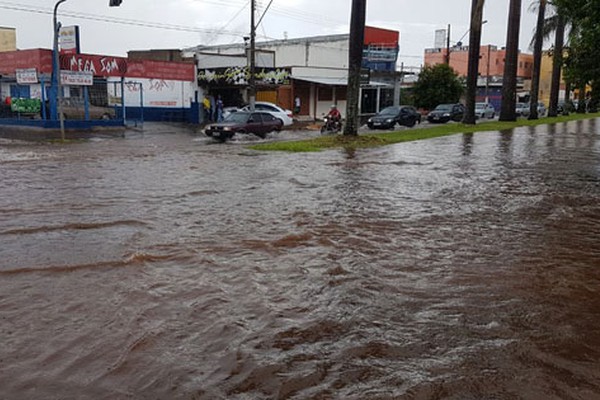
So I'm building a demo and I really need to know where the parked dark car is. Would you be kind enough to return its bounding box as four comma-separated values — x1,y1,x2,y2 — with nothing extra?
426,103,465,123
204,111,282,141
367,105,421,129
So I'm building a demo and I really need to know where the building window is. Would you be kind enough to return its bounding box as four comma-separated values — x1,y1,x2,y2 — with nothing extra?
318,86,333,101
379,88,394,109
336,86,347,101
361,88,377,114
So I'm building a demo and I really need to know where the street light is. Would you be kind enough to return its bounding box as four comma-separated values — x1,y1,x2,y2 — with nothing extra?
52,0,123,140
53,0,68,141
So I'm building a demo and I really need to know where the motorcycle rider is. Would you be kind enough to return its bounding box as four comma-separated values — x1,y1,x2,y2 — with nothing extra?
326,104,341,130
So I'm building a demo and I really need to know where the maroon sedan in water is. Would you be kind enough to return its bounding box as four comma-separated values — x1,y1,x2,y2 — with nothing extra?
204,111,283,141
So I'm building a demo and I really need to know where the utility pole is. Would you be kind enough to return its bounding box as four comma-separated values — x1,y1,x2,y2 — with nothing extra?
248,0,256,111
485,44,491,103
445,24,451,64
53,0,68,141
343,0,366,136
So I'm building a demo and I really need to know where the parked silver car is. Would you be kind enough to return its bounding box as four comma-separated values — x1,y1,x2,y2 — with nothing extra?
475,102,495,119
515,102,530,117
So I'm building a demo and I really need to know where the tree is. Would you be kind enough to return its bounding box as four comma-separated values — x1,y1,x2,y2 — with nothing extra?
463,0,486,124
554,0,600,112
548,12,565,117
413,64,463,110
528,0,547,120
533,1,575,116
499,0,522,121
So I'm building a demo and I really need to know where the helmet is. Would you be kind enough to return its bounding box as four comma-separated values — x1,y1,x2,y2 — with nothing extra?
331,104,337,108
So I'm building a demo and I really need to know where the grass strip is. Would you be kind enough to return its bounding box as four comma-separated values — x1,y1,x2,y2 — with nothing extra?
249,112,600,153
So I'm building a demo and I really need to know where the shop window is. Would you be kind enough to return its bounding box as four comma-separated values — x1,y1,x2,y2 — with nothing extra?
336,86,347,101
361,88,377,114
10,85,30,99
318,86,333,101
379,88,394,110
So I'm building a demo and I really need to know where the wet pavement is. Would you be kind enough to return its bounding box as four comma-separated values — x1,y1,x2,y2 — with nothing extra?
1,119,600,399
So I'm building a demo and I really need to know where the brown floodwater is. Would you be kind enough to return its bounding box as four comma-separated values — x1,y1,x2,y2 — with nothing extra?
1,121,600,399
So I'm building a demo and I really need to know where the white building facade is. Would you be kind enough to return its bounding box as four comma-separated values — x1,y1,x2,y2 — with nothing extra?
188,26,402,121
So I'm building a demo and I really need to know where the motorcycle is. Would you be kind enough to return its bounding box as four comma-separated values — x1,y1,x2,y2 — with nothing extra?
320,115,342,134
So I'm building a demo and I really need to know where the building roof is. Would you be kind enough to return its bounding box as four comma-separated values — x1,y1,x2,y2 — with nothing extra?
186,33,349,53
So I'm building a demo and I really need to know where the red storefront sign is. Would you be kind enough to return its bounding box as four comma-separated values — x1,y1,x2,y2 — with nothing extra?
60,54,128,77
0,49,194,82
364,26,399,46
59,55,194,81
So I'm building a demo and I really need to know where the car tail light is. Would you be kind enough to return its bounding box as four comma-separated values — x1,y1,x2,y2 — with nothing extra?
287,112,293,118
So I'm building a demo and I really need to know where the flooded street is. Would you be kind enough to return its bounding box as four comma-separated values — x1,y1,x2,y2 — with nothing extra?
1,120,600,399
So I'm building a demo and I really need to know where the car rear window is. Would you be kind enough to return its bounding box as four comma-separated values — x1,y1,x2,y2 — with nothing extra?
260,113,276,122
256,104,278,112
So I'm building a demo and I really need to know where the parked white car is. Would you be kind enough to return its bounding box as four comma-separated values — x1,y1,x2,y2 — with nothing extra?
475,102,496,119
241,101,293,126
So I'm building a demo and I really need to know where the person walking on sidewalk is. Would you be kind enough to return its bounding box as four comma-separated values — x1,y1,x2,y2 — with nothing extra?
203,95,211,122
294,95,301,115
216,95,224,122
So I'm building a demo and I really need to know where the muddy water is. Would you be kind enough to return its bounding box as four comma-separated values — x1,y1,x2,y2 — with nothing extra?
1,121,600,399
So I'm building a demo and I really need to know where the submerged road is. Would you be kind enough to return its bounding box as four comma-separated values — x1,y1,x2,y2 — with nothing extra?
1,120,600,399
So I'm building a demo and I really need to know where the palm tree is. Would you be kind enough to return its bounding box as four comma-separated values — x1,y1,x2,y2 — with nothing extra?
499,0,522,121
528,0,547,120
463,0,486,124
547,12,565,117
535,2,571,116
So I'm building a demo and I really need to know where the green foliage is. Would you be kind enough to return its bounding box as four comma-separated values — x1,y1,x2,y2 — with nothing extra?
412,64,463,110
10,98,41,114
399,87,416,106
554,0,600,89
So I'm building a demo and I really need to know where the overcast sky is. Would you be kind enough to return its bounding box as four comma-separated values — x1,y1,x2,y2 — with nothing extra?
0,0,541,68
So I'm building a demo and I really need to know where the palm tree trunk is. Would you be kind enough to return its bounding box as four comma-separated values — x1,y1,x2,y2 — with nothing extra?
463,0,486,125
344,0,367,136
529,0,546,120
499,0,522,121
548,13,565,117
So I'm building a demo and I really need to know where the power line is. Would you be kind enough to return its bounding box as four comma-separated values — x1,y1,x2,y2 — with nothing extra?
0,1,248,37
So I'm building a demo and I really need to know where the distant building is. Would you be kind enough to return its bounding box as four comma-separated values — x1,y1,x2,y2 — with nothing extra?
186,26,403,120
424,44,534,111
0,48,197,123
539,50,566,106
0,27,17,52
424,45,533,79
